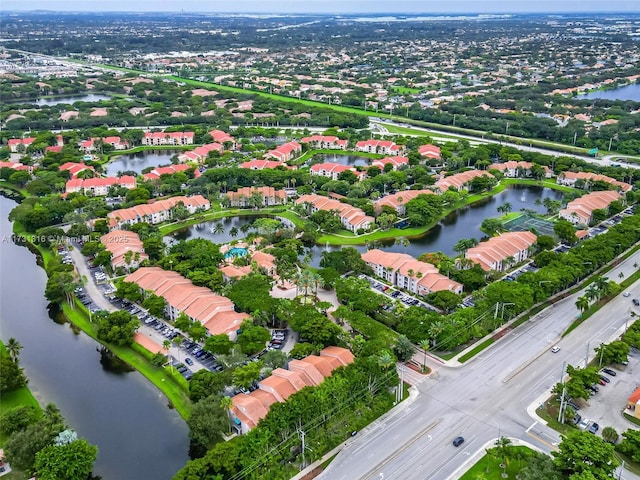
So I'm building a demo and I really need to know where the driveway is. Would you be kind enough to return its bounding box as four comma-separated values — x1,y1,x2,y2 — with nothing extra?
67,244,116,312
574,348,640,436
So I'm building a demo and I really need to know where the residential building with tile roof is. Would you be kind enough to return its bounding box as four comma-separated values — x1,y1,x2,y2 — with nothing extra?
66,175,136,196
418,144,441,159
125,267,248,339
374,189,434,215
557,171,632,193
296,194,373,233
142,131,195,146
7,137,35,153
300,135,348,150
225,186,287,207
143,164,199,182
239,159,289,170
107,195,210,230
488,161,553,178
362,249,463,295
100,230,148,270
558,190,623,226
265,141,302,162
435,170,495,192
60,161,95,178
356,139,403,156
465,231,538,272
371,156,409,171
309,162,364,181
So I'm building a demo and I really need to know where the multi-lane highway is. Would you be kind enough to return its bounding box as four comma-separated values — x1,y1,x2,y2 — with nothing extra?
320,250,640,480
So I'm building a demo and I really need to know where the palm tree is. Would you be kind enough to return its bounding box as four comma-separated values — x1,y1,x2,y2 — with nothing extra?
212,222,224,235
575,296,590,315
162,340,172,371
585,284,600,302
220,396,234,435
394,236,409,252
5,338,23,362
594,276,610,298
377,351,395,370
495,436,512,463
419,339,430,372
229,226,239,238
240,223,252,234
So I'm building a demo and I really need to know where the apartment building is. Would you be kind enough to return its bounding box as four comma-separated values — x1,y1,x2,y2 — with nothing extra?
300,135,348,150
557,171,632,193
66,175,136,196
355,139,403,156
107,195,210,230
125,267,248,339
100,230,148,270
371,156,409,171
7,137,35,153
465,231,538,272
296,194,373,233
225,186,287,207
362,249,463,295
488,161,553,178
265,141,302,162
230,346,354,433
435,170,495,192
142,131,195,146
374,189,434,215
558,190,623,225
143,164,198,182
418,144,441,160
309,162,364,181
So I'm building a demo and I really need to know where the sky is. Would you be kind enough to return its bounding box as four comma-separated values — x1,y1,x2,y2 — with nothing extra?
5,0,640,13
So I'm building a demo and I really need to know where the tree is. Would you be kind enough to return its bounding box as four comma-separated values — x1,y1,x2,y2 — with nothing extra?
554,219,578,244
34,439,98,480
601,426,618,444
189,370,231,402
0,405,39,436
536,235,556,251
394,335,416,362
575,296,590,315
377,350,395,370
289,342,316,359
96,310,139,346
0,348,27,393
616,429,640,462
594,341,630,365
5,337,23,362
189,323,208,343
220,396,234,435
261,350,288,370
233,361,263,389
187,394,227,449
142,292,167,317
204,334,235,355
453,238,478,256
481,218,503,235
519,452,563,480
552,430,618,479
236,322,271,355
419,339,430,372
497,202,512,215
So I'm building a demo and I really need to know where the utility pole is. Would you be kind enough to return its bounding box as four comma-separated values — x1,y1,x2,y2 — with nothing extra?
558,384,567,423
608,137,613,151
585,341,590,368
573,131,577,145
298,428,306,468
599,344,605,367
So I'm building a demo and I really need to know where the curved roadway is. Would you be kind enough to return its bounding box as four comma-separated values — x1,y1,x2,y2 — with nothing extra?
320,250,640,480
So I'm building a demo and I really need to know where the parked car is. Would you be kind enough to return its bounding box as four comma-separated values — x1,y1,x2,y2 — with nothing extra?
634,298,640,306
602,368,617,376
587,384,599,393
185,358,194,366
599,376,610,384
588,422,599,434
577,418,590,430
572,414,582,425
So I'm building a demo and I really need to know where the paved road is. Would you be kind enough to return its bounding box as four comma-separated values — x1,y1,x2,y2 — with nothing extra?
320,251,640,480
373,119,640,170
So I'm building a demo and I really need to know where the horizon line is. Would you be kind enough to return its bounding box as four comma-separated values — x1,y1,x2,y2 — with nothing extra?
2,9,640,14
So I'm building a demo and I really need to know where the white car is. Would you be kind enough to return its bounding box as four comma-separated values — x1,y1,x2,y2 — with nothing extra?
551,346,560,353
623,292,631,297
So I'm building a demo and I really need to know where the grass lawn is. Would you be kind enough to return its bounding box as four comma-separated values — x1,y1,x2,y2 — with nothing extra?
459,446,537,480
391,86,421,94
500,178,580,194
458,338,495,364
0,344,43,447
383,124,463,141
62,302,191,419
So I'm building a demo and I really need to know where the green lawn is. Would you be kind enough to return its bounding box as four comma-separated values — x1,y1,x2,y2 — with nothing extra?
391,86,421,94
0,343,43,447
459,446,537,480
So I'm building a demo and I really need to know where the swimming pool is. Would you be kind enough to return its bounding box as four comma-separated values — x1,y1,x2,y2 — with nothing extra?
224,247,248,259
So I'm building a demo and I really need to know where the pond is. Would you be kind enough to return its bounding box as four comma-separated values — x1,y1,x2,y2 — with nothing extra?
105,150,178,176
167,215,267,246
305,185,564,266
0,196,189,480
35,94,112,106
311,153,372,167
577,83,640,101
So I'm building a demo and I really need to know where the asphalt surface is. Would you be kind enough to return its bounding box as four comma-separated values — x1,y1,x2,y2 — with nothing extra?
320,250,640,480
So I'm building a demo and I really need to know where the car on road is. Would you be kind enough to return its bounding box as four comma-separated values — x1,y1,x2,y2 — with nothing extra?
588,422,599,434
551,346,560,353
184,358,194,366
452,436,465,447
623,292,631,297
602,368,617,376
633,299,640,306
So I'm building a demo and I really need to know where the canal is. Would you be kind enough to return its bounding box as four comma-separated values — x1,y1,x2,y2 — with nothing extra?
577,83,640,101
0,196,189,480
35,94,112,106
105,150,178,176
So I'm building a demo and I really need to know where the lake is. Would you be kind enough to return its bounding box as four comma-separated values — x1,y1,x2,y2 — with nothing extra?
35,94,112,106
105,150,178,176
0,196,189,480
311,154,372,167
577,83,640,101
170,185,564,267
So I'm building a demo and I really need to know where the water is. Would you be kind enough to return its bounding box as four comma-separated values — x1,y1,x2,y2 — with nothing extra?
171,185,563,268
35,94,112,106
307,185,563,266
311,154,371,167
105,150,178,176
577,83,640,101
169,215,264,245
0,196,189,480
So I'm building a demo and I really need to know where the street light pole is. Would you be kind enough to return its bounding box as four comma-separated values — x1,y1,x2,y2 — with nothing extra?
585,341,590,368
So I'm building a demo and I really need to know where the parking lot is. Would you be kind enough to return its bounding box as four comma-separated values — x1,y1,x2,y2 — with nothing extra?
570,347,640,437
359,274,440,312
